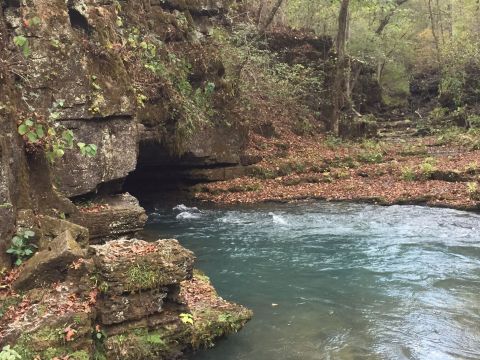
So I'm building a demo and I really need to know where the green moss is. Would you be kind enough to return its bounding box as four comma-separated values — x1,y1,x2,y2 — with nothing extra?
126,263,159,291
106,329,170,360
190,307,251,349
0,295,22,318
69,350,91,360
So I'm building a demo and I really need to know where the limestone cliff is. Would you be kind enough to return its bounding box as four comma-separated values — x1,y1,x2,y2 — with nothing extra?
0,0,251,358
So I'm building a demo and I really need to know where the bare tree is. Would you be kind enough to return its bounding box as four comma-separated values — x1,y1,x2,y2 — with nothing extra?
256,0,266,26
427,0,442,65
259,0,284,32
375,0,409,35
330,0,350,135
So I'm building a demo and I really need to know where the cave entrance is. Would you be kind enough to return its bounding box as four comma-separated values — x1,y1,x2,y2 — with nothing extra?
123,140,221,208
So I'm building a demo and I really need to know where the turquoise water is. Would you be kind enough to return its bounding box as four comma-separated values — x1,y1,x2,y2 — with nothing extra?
144,202,480,360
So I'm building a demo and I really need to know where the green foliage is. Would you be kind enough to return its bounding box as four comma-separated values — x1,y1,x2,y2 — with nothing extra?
77,143,97,157
357,151,383,164
118,27,217,154
13,35,30,58
465,162,478,174
467,114,480,128
324,135,344,149
428,107,449,123
249,166,277,180
179,313,194,325
436,127,480,150
6,229,37,266
213,24,324,131
466,182,480,200
399,144,427,157
0,345,21,360
293,118,314,135
93,326,108,343
419,157,437,179
227,183,261,192
17,118,45,143
17,100,97,162
401,167,416,181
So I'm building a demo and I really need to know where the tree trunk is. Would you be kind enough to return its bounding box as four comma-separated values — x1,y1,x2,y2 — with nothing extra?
259,0,284,32
375,0,409,35
436,0,445,44
256,0,265,26
427,0,442,65
330,0,350,135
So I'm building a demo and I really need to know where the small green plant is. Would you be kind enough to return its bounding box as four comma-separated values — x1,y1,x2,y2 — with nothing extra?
179,313,194,325
419,157,437,179
401,167,416,181
467,182,480,200
13,35,30,58
77,143,98,157
93,325,108,343
465,162,479,174
6,230,37,266
0,345,21,360
127,264,158,291
467,114,480,128
357,151,384,164
17,118,45,143
324,135,343,149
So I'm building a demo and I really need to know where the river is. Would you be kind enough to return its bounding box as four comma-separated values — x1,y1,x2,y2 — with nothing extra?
144,201,480,360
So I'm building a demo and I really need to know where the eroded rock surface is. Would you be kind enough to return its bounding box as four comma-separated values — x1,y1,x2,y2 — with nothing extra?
1,238,252,359
90,238,195,294
13,230,86,291
73,193,148,242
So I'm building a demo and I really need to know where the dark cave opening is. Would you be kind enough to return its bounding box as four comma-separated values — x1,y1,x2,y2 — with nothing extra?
68,7,91,35
122,140,219,208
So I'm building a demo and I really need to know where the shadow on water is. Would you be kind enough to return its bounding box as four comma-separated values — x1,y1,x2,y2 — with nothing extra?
143,201,480,360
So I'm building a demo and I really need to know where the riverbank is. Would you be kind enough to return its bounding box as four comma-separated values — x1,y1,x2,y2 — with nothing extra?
194,126,480,212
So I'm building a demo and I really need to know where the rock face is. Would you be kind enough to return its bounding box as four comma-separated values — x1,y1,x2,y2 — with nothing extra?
0,238,252,359
52,117,139,197
0,2,252,358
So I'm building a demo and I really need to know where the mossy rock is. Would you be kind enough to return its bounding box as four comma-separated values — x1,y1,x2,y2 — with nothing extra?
90,239,195,294
10,312,93,359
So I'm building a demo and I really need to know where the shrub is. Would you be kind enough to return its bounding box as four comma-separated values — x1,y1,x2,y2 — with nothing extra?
467,114,480,128
428,107,449,123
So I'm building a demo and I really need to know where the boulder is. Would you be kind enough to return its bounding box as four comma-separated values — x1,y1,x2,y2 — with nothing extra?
37,215,89,249
73,193,147,243
90,238,195,294
13,230,85,291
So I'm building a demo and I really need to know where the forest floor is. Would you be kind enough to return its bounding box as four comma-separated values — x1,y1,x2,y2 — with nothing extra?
194,118,480,212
